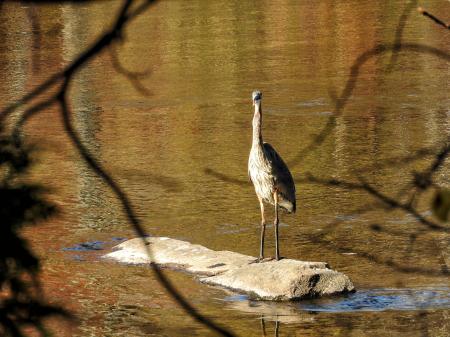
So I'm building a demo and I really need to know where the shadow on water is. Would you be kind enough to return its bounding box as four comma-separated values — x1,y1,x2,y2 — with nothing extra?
224,287,450,316
61,237,127,261
62,237,127,252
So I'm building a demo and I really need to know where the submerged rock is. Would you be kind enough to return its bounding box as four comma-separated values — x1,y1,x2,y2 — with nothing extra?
103,237,355,301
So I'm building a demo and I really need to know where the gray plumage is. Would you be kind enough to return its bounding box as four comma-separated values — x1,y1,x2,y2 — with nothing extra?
248,90,296,261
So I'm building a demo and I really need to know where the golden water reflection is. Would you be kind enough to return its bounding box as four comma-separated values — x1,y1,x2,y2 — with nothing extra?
1,0,449,336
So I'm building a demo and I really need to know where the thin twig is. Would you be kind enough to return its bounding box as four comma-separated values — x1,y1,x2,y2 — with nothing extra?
418,7,450,30
58,79,234,337
4,1,235,335
12,95,58,146
387,0,418,70
305,173,448,232
204,42,450,186
109,43,151,96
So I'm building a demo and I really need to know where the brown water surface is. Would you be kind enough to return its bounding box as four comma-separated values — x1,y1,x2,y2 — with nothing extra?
1,1,449,336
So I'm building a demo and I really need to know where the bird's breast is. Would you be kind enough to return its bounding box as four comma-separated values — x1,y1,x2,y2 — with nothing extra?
248,150,275,203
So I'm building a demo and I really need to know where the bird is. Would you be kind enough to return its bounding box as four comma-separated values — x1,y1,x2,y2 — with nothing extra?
248,90,296,261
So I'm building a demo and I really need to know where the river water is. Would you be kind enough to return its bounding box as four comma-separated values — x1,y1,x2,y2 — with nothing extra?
1,1,449,336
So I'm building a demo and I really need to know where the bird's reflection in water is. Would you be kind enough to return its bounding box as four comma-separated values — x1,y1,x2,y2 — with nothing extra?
260,316,279,337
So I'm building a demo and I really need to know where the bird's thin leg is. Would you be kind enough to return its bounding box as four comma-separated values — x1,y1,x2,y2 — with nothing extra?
258,195,266,260
260,316,267,337
273,192,280,261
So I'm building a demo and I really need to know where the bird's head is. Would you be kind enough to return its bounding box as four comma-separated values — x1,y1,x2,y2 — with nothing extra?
252,90,262,106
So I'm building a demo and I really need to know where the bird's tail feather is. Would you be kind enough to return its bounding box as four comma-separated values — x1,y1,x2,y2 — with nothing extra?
279,199,296,213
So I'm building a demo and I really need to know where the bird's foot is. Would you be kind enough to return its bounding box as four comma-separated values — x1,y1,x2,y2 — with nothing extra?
250,257,276,264
249,257,262,264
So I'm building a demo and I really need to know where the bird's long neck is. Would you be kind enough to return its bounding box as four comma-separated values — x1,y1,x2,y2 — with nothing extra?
252,101,263,148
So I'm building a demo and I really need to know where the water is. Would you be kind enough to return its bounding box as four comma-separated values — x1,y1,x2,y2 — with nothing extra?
1,1,449,336
301,288,450,312
224,287,450,313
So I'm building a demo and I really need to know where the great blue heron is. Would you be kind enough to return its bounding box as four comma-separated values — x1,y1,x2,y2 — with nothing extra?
248,90,296,261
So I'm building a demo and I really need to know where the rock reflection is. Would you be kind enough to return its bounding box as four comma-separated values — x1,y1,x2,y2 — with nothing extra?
2,0,449,335
223,293,314,325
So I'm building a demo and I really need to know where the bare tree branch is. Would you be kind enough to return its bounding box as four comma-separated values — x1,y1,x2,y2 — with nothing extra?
3,1,449,334
290,43,450,165
2,1,236,336
304,173,448,232
109,43,152,96
205,43,450,187
418,7,450,30
12,96,58,145
387,0,418,70
307,228,449,276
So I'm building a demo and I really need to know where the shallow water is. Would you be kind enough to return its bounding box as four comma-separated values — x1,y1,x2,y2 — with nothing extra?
224,287,450,313
1,0,449,336
301,288,450,312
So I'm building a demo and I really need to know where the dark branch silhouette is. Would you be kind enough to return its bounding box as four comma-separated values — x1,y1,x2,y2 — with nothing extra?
303,173,448,232
418,7,450,30
352,144,440,175
203,2,450,287
290,43,450,165
387,0,418,70
0,135,73,336
306,228,449,277
13,96,57,146
57,84,234,337
426,139,450,179
2,1,449,335
205,43,450,185
109,43,152,96
2,1,235,336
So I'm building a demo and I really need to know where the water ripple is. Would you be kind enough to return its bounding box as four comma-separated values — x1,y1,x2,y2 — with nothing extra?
298,287,450,312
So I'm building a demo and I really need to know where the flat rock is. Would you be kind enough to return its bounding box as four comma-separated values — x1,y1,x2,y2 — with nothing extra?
103,237,355,301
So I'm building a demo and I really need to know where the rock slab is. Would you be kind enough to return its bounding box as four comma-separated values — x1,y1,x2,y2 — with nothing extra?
103,237,355,301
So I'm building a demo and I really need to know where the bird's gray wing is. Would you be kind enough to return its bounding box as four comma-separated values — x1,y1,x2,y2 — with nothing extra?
263,142,296,208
